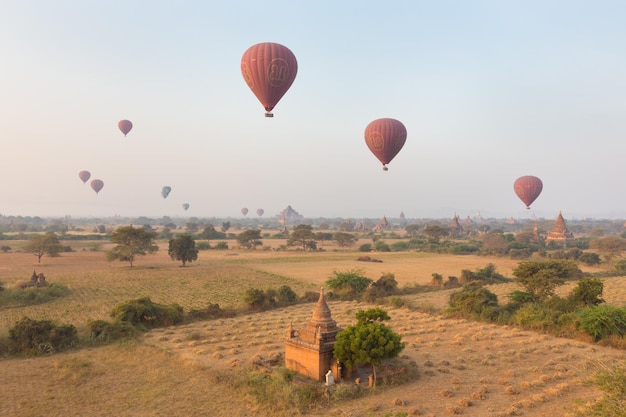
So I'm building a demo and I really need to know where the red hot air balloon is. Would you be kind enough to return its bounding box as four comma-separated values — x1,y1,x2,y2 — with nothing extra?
241,42,298,117
118,119,133,136
241,207,249,216
514,176,543,209
256,208,264,217
364,118,407,171
90,179,104,194
78,170,91,184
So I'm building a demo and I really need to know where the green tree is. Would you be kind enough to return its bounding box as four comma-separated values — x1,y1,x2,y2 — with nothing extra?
326,269,373,300
106,225,158,267
236,229,262,249
168,234,198,267
569,278,605,307
511,260,582,302
332,232,357,248
423,225,447,242
480,232,510,255
287,224,317,250
200,224,226,240
23,233,63,263
221,221,231,233
333,307,404,386
405,224,421,238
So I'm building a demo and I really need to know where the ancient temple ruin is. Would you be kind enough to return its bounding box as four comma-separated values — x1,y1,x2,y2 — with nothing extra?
546,211,574,245
285,288,342,382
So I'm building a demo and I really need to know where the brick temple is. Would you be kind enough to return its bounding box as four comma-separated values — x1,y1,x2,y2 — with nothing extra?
546,211,574,245
285,288,342,382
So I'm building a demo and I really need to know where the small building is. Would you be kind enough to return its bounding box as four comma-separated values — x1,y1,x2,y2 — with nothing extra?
546,211,574,245
285,288,342,382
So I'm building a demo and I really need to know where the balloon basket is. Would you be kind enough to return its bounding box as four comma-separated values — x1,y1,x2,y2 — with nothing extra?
264,112,274,118
383,166,389,171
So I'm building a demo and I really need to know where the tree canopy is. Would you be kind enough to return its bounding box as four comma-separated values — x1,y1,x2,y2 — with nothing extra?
333,307,404,386
106,225,158,267
168,234,198,267
23,233,63,263
236,229,262,249
511,260,582,302
287,224,317,250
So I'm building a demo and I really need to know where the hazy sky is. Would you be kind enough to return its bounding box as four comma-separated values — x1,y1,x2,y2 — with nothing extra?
1,1,625,220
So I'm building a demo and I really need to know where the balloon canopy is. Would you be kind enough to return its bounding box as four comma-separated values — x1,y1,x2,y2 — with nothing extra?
256,208,264,217
78,170,91,184
118,119,133,136
161,186,172,199
241,207,249,216
364,118,407,171
513,176,543,209
90,179,104,194
182,203,190,211
241,42,298,117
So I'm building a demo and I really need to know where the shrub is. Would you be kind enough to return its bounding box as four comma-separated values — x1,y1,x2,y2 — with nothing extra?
326,269,373,300
196,241,211,250
375,241,391,252
568,278,605,307
88,319,138,342
110,297,184,329
574,365,626,417
446,283,499,320
513,303,563,331
579,252,601,266
214,241,229,250
277,285,297,305
358,243,372,252
8,317,78,355
244,288,267,310
577,305,626,342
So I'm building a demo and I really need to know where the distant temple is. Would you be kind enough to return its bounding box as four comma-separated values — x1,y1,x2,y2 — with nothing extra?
285,288,342,382
373,216,390,232
546,211,574,245
448,213,464,236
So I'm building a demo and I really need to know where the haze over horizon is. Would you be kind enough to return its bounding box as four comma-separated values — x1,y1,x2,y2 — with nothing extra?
2,1,625,221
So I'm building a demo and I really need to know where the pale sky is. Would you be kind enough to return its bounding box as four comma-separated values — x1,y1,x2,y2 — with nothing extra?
1,1,625,220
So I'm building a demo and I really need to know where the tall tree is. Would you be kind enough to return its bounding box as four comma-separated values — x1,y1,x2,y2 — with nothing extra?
107,225,158,267
168,234,198,267
287,224,317,250
332,232,357,248
236,229,263,249
333,307,404,386
511,260,582,302
23,233,63,263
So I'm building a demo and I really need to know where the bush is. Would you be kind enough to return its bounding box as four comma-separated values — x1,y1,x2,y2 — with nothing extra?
577,305,626,342
196,241,211,250
110,297,184,329
88,319,138,342
244,288,267,310
277,285,297,305
446,283,499,320
358,243,372,252
8,317,78,355
214,241,229,250
326,269,373,300
374,241,391,252
579,252,601,266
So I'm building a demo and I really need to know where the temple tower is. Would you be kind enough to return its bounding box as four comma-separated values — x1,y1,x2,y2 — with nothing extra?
285,288,342,381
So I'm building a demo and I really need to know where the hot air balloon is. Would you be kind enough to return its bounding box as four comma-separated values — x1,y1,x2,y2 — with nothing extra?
241,207,249,216
182,203,190,211
118,119,133,136
90,179,104,194
241,42,298,117
256,208,264,217
364,118,407,171
514,176,543,209
161,186,171,199
78,170,91,184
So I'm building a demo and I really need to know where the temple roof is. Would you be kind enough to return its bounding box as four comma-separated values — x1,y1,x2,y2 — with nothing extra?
547,211,574,239
305,288,339,334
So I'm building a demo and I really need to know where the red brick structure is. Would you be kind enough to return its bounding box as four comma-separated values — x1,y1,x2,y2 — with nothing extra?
285,288,342,382
546,211,574,245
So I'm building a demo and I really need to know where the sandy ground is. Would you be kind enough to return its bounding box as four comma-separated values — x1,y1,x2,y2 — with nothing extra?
143,299,626,417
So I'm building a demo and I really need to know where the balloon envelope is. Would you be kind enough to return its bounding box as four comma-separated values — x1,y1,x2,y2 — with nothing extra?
118,119,133,136
182,203,190,211
241,207,249,216
364,118,407,170
256,208,264,217
161,186,171,199
241,42,297,117
78,170,91,183
513,176,543,209
90,179,104,194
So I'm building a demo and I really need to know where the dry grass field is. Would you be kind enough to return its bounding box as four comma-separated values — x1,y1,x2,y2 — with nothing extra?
1,240,626,416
